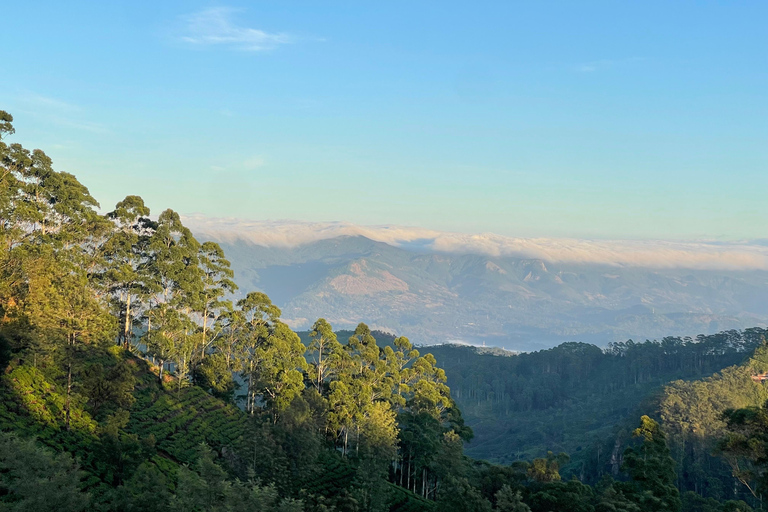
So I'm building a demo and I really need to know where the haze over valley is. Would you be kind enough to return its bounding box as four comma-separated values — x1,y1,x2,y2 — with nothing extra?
189,218,768,349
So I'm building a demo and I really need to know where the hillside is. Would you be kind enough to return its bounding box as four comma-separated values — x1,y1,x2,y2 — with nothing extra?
419,330,766,464
0,345,436,512
205,235,768,350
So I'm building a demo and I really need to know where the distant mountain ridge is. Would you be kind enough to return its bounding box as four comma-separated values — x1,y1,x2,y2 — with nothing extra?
196,232,768,350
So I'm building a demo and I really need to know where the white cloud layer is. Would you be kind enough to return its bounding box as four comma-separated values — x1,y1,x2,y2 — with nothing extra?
178,7,293,51
182,215,768,271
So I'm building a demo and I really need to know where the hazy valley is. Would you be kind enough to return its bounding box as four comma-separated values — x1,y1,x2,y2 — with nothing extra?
199,231,768,350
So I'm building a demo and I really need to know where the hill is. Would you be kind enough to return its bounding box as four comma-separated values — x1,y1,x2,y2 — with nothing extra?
422,330,765,463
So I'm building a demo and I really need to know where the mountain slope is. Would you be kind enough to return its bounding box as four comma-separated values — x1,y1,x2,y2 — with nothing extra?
208,235,768,349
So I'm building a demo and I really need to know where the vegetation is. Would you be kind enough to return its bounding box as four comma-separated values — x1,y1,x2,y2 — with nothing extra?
0,107,766,511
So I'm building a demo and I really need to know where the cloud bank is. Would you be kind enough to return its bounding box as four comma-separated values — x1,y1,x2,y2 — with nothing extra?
178,7,293,52
182,215,768,271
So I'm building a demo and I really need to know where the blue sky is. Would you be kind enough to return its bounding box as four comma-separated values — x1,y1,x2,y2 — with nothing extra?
2,1,766,240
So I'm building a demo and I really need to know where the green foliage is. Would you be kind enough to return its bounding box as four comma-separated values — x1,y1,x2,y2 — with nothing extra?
527,452,569,483
118,461,173,512
193,352,238,401
3,365,94,432
82,357,137,418
719,401,768,500
681,491,752,512
170,445,304,512
427,330,765,467
618,416,681,512
495,485,531,512
526,479,596,512
595,485,641,512
659,345,768,501
0,432,89,512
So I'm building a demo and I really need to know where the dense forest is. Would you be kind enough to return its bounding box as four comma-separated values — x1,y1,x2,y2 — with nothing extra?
1,108,768,511
426,332,768,500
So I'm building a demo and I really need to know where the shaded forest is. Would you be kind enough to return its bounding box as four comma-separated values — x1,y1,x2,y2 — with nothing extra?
427,330,764,461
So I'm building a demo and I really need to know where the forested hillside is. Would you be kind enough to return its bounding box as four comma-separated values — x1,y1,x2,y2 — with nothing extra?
426,330,765,463
2,108,768,512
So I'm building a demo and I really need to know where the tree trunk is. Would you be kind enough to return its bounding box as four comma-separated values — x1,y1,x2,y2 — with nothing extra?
65,361,72,431
123,292,131,347
317,344,323,391
407,458,411,491
201,307,208,359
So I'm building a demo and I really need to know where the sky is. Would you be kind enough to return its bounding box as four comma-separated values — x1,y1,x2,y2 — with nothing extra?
1,1,766,240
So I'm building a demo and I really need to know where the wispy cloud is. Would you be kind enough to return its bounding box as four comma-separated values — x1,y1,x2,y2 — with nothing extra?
15,93,107,133
21,94,80,112
182,216,768,271
178,7,294,52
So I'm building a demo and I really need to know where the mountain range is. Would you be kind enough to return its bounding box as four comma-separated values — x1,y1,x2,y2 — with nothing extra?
190,223,768,350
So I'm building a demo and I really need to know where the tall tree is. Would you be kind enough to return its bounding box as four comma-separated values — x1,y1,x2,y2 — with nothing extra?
619,416,681,512
251,320,308,420
236,291,280,414
193,241,237,361
307,318,343,394
103,195,153,347
142,209,201,384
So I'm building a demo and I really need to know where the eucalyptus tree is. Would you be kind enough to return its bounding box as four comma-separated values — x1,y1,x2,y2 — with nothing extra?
193,241,237,360
144,303,195,383
347,323,397,409
327,323,401,460
103,195,154,347
404,353,452,419
307,318,344,394
328,377,357,456
236,291,280,414
234,292,307,419
720,403,768,500
142,209,202,384
195,302,246,399
215,304,247,372
146,209,202,305
252,320,307,421
0,110,24,253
